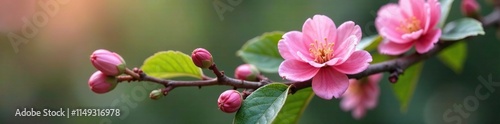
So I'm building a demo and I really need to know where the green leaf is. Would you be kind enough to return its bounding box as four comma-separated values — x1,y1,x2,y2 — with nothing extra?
237,31,284,73
438,41,467,73
273,88,314,124
234,83,289,124
441,18,485,40
356,35,382,51
141,51,203,79
392,62,424,112
438,0,454,28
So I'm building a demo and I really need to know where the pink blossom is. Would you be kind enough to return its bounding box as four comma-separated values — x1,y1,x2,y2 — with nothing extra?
90,49,126,76
340,73,383,119
376,0,442,55
278,15,372,100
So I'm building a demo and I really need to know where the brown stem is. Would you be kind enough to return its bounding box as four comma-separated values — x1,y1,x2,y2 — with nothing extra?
117,8,500,93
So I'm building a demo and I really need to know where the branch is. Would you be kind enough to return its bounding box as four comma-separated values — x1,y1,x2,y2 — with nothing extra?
119,8,500,95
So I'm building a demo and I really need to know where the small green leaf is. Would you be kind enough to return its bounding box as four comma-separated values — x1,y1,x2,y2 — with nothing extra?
441,18,485,40
273,88,314,124
234,83,289,124
356,35,382,51
438,41,467,73
392,62,424,112
438,0,455,28
237,32,284,73
141,51,203,79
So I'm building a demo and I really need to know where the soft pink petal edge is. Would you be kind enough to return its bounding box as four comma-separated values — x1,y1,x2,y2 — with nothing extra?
312,68,349,100
278,59,320,81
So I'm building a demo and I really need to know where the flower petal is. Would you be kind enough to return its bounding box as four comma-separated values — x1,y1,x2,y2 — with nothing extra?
401,29,423,41
399,0,424,19
378,39,414,55
334,50,372,74
302,15,336,46
278,59,320,81
428,0,441,30
353,106,366,120
415,29,441,54
336,21,361,45
278,31,307,60
312,68,349,100
332,35,357,65
340,93,358,111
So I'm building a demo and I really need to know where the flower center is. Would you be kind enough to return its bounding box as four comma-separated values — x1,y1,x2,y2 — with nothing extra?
309,38,334,64
398,16,421,33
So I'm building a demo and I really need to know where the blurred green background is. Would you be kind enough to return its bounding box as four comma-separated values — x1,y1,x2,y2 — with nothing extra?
1,0,500,123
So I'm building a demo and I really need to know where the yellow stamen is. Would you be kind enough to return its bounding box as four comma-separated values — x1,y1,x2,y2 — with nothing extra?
309,38,334,64
398,16,421,33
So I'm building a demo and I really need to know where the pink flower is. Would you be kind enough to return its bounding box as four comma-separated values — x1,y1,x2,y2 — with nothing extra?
218,90,243,113
376,0,442,55
278,15,372,100
340,73,383,119
90,49,126,76
461,0,480,16
88,71,118,94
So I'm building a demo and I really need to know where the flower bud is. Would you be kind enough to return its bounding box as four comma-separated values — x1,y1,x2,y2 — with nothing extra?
234,64,259,81
90,49,126,76
88,71,118,94
191,48,214,68
461,0,480,18
217,90,243,113
149,89,164,100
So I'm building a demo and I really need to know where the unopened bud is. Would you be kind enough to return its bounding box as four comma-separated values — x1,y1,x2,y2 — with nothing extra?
218,90,243,113
88,71,118,94
234,64,259,81
461,0,480,18
191,48,214,68
90,49,126,76
149,89,164,100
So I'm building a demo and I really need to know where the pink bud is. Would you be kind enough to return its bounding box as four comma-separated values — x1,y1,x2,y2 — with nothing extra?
191,48,214,68
88,71,118,94
235,64,259,81
90,49,126,76
218,90,243,113
461,0,480,16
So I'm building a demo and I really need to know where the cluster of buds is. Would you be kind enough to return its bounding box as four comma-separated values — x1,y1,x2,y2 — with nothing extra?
88,49,127,94
190,48,251,113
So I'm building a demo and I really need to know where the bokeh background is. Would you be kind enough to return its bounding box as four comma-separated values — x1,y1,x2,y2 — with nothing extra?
1,0,500,123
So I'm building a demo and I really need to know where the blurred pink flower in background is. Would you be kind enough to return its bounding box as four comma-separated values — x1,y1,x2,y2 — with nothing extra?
376,0,442,55
278,15,372,100
341,73,383,119
0,0,36,32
